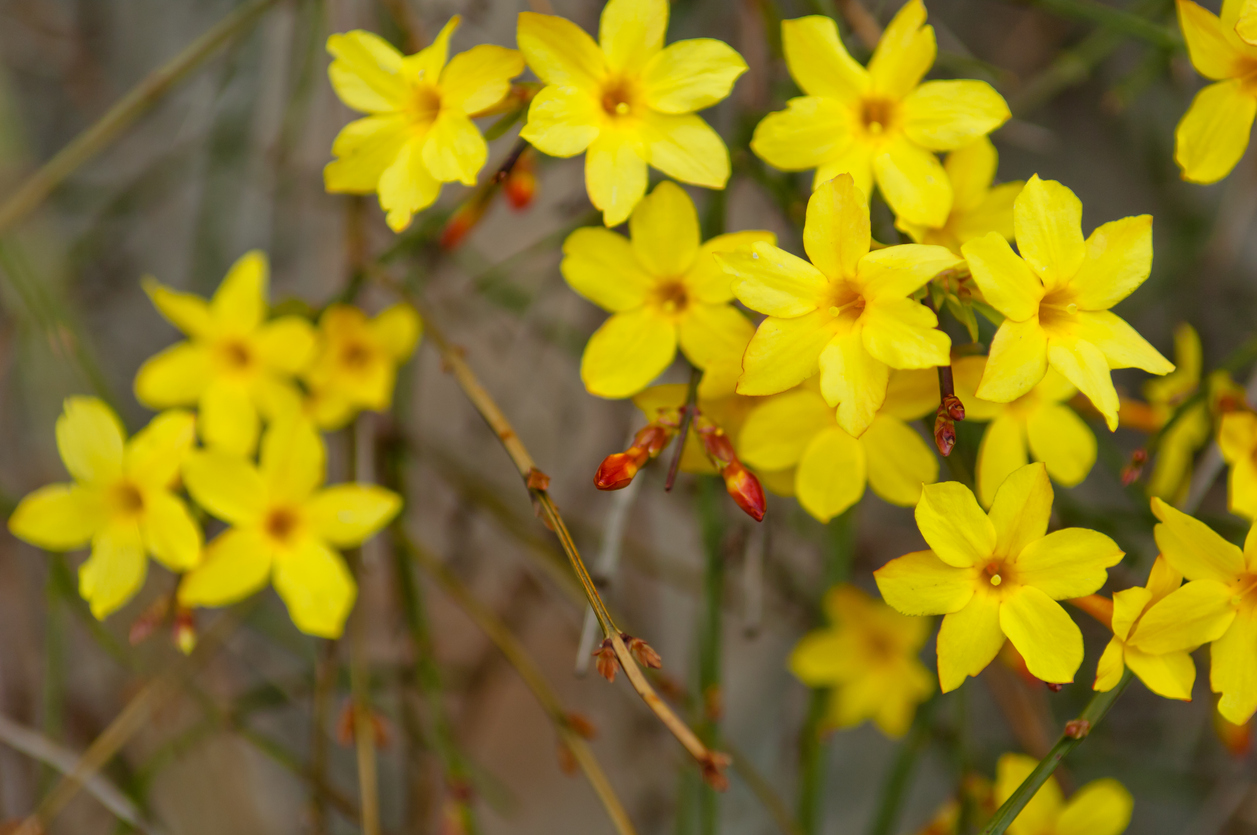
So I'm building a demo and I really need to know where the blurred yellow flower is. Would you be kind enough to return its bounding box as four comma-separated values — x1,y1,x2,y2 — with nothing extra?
563,181,772,398
750,5,1009,227
875,463,1124,691
134,250,315,457
896,138,1022,255
737,370,939,522
1133,499,1257,723
1174,0,1257,183
304,303,422,429
517,0,747,226
1220,410,1257,519
325,19,525,231
953,356,1095,508
717,174,960,437
1094,556,1196,700
8,398,200,619
962,176,1172,431
995,753,1133,835
178,417,400,638
789,584,933,738
1136,324,1211,502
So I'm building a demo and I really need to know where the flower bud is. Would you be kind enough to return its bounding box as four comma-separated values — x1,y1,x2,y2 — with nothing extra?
934,407,956,457
722,462,766,522
592,639,619,683
504,151,536,210
1215,709,1252,758
625,634,662,669
942,393,965,421
440,194,490,250
594,423,675,490
173,607,197,655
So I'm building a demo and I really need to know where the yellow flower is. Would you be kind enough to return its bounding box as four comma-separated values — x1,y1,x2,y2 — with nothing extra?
1131,499,1257,723
717,174,960,437
953,356,1096,508
874,463,1124,691
895,138,1022,255
789,585,934,738
1242,0,1257,43
750,5,1010,227
1132,323,1211,502
134,251,315,457
177,417,400,638
994,753,1133,835
1220,410,1257,519
517,0,747,226
304,303,422,430
563,181,772,398
1174,0,1257,183
738,370,939,522
1094,556,1196,700
325,19,525,231
8,398,201,619
961,176,1173,431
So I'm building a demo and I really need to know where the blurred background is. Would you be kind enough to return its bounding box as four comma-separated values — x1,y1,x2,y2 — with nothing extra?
0,0,1254,833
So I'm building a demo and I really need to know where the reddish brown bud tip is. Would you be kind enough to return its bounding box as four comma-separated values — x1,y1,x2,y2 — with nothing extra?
1120,448,1148,486
440,200,489,250
173,607,197,655
624,634,662,669
504,155,536,210
1064,718,1091,738
565,712,598,740
556,741,579,775
942,393,966,421
592,640,619,683
1215,710,1252,758
700,751,732,792
595,452,640,490
934,409,956,457
699,427,738,467
723,463,766,522
129,596,171,646
526,467,551,491
1046,682,1065,693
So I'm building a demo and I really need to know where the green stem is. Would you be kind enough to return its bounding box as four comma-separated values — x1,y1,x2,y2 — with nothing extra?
696,477,727,835
866,696,938,835
1028,0,1180,48
979,671,1133,835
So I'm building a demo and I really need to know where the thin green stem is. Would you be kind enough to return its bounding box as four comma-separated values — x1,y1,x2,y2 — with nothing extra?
309,639,336,835
1028,0,1180,48
867,696,938,835
696,476,727,835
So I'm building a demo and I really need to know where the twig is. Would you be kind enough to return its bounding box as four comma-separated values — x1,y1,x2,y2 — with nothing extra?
722,738,805,835
666,367,703,492
0,0,281,234
866,696,938,835
309,639,336,835
346,420,381,835
742,522,766,638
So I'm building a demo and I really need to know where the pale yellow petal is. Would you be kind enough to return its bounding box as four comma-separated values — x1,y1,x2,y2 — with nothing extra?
178,528,274,608
630,181,700,276
211,250,268,333
324,115,409,193
976,414,1028,509
900,80,1010,151
1047,335,1119,431
915,479,996,568
961,232,1043,322
1094,638,1126,692
378,136,442,232
1014,528,1123,599
519,86,602,157
422,111,486,186
1213,606,1257,724
599,0,667,73
1124,646,1196,701
141,491,202,571
738,310,838,395
80,522,147,619
999,586,1083,684
867,0,935,99
642,39,747,114
977,318,1049,402
796,427,866,522
182,450,267,527
252,316,316,375
402,16,457,88
996,754,1064,835
1176,78,1257,185
815,141,876,197
781,15,869,102
517,12,606,91
141,277,214,338
881,367,942,420
944,137,997,213
874,549,976,616
937,590,1004,692
562,227,652,312
1071,310,1174,374
803,173,870,280
737,389,834,470
873,134,951,228
1178,0,1249,79
134,343,212,408
586,130,648,227
306,485,401,547
677,304,754,371
199,380,259,456
862,415,937,506
8,484,104,550
1015,175,1085,290
1069,215,1153,311
819,328,891,437
642,111,730,189
273,537,357,638
1056,780,1133,835
56,397,125,485
581,309,677,398
1152,496,1246,582
439,45,524,114
370,303,422,358
326,30,405,113
950,181,1021,245
857,243,961,301
986,462,1054,560
1026,403,1096,487
860,297,951,369
750,97,856,172
723,242,828,317
1130,578,1235,654
689,231,777,303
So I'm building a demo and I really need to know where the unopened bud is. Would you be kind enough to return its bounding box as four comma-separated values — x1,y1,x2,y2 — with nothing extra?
130,596,171,646
504,151,537,210
173,607,197,655
592,639,619,683
700,751,732,792
1120,448,1148,486
1064,718,1091,739
624,634,662,669
565,712,598,739
440,195,490,250
1046,682,1064,693
1215,709,1252,757
595,451,646,490
335,700,391,747
556,741,579,775
722,462,766,522
934,407,955,457
942,393,965,421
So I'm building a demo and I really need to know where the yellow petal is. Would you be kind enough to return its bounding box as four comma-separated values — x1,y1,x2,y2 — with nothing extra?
937,590,1004,691
1056,779,1133,835
1014,528,1123,599
944,137,997,212
1071,310,1174,374
306,485,401,547
915,480,996,568
403,16,458,82
1094,638,1126,692
134,343,212,408
1213,606,1257,724
1239,455,1257,520
517,12,607,91
804,174,871,279
199,380,259,456
1175,79,1257,184
562,227,652,312
857,243,961,300
178,528,274,608
950,181,1021,245
581,309,676,398
630,181,700,276
790,630,860,685
1026,403,1095,488
678,304,754,370
688,231,777,303
56,397,125,485
976,414,1028,509
978,318,1049,403
1147,554,1185,603
439,45,524,114
261,417,325,503
643,38,747,114
1015,175,1086,289
324,115,409,193
183,450,267,527
999,586,1083,684
750,97,856,172
737,389,834,470
212,250,268,333
253,316,316,374
986,462,1054,562
642,111,730,189
900,80,1010,151
996,754,1064,835
326,30,405,113
874,549,976,616
873,134,951,228
599,0,667,73
951,356,1004,421
862,415,937,506
8,484,104,550
1069,215,1153,311
882,367,942,420
141,491,202,571
781,15,870,102
796,426,866,521
126,413,200,479
586,130,648,227
724,242,827,317
1047,336,1119,431
1178,0,1249,79
867,0,935,99
1130,578,1235,653
860,297,951,369
961,232,1043,322
1145,322,1202,404
739,310,838,395
519,85,602,157
1123,646,1196,701
1153,496,1246,581
819,328,891,437
378,136,442,232
1220,409,1257,465
141,277,213,338
370,303,422,358
1240,0,1257,44
80,522,147,619
273,537,357,638
815,140,876,197
422,112,487,186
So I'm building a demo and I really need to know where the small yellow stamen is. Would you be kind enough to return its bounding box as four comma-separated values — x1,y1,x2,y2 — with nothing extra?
990,574,1002,586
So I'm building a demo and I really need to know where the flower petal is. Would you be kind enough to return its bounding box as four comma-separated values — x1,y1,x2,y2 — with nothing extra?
80,522,147,619
1130,578,1235,653
1094,637,1126,692
306,485,401,547
178,528,274,608
402,16,457,86
324,115,409,193
8,484,104,550
642,111,730,189
881,367,942,420
1071,310,1174,374
961,232,1042,322
517,12,606,91
986,461,1053,559
581,309,677,398
183,450,267,527
586,130,648,227
211,250,268,333
815,141,876,196
1056,780,1134,835
1015,175,1085,289
804,173,871,280
739,310,838,395
630,181,700,276
1214,606,1257,724
199,380,260,456
1014,528,1123,599
273,537,357,638
950,181,1021,245
371,304,422,358
678,304,754,371
519,85,602,157
141,491,202,571
724,242,828,317
599,0,667,73
643,38,747,114
1151,496,1246,583
867,0,935,99
915,480,996,568
689,231,777,303
260,417,325,503
1047,336,1119,431
857,244,961,300
422,112,487,186
56,397,125,485
562,227,652,312
860,297,951,369
789,630,861,685
751,97,856,172
976,414,1028,509
781,15,869,101
873,134,951,228
874,549,976,616
737,389,834,471
901,80,1010,151
999,586,1083,684
1175,79,1257,185
977,318,1049,403
440,44,524,114
326,30,405,113
937,590,1004,691
1069,215,1153,311
1026,403,1096,487
862,415,937,506
378,136,442,232
141,277,213,338
995,754,1063,835
1178,0,1250,79
819,328,891,437
134,343,212,408
1123,646,1196,701
253,316,316,375
796,427,866,522
944,137,997,212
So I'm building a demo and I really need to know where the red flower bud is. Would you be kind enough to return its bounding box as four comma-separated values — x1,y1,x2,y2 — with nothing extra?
595,451,646,490
934,408,956,457
504,152,536,210
723,462,766,522
440,196,490,250
942,393,965,421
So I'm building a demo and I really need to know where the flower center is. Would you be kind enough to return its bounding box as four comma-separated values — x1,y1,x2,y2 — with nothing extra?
1038,288,1080,330
109,481,145,516
652,280,689,314
983,560,1013,588
601,78,638,118
823,282,865,320
264,507,301,544
1233,573,1257,608
860,97,897,135
218,339,253,371
864,630,897,662
339,340,373,370
411,85,442,125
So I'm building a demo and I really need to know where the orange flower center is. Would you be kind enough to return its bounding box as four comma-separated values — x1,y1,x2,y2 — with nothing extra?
411,85,442,125
652,280,690,314
110,481,145,516
1234,573,1257,608
823,282,865,320
218,340,253,371
1037,288,1080,330
983,559,1014,588
339,340,373,370
601,78,639,118
264,507,301,544
860,97,897,135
